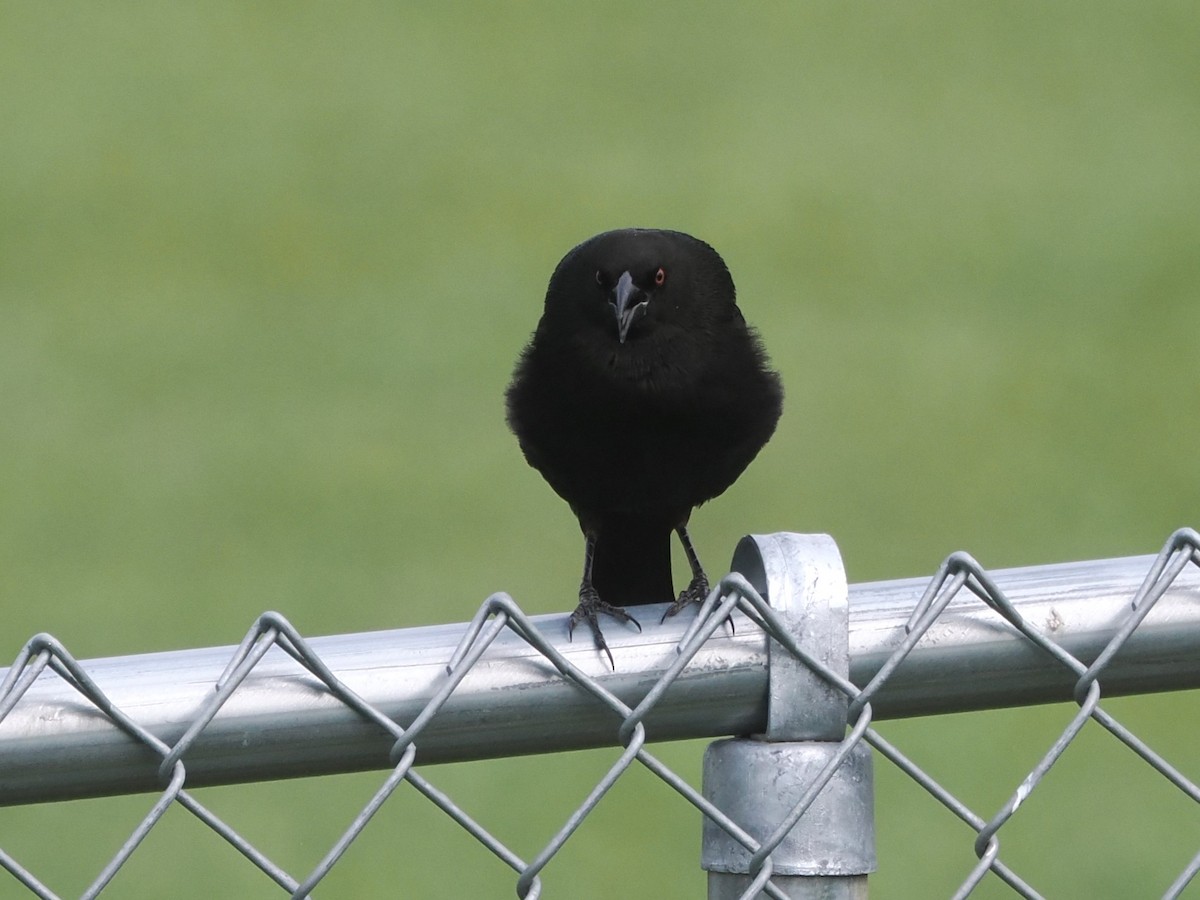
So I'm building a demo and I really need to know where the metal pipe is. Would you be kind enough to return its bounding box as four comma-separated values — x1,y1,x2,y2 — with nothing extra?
703,533,875,899
1,551,1197,806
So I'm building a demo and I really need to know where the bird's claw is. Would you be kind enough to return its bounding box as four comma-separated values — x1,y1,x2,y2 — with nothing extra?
660,575,726,628
568,588,642,669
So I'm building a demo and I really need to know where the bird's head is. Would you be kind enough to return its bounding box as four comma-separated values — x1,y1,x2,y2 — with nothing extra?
545,228,739,347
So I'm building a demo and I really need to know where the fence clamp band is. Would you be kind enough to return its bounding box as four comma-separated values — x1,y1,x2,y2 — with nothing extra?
733,532,849,741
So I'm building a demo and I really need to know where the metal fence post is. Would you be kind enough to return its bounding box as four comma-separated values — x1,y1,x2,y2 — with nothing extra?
702,533,876,899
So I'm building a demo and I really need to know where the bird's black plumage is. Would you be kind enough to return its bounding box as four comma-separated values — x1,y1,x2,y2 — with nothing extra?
506,228,783,664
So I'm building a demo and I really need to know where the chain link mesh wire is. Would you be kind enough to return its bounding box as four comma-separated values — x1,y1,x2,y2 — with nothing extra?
1,527,1198,898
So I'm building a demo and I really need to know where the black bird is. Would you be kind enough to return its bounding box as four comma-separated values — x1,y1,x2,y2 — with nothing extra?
506,228,783,664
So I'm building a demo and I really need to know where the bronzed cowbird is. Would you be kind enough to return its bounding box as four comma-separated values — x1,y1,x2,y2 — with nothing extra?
506,228,783,665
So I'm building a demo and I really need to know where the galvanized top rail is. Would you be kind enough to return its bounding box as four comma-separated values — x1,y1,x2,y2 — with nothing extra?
1,548,1198,806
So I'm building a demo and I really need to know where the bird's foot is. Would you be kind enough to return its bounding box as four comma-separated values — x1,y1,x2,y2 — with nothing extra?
568,587,642,669
660,574,710,623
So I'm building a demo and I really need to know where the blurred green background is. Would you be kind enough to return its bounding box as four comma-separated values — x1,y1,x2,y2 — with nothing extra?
2,2,1198,897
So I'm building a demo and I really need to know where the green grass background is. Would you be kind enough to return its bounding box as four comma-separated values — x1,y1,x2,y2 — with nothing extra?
2,3,1198,897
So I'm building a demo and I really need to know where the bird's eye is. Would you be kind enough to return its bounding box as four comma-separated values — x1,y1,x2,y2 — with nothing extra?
595,270,605,286
654,267,666,286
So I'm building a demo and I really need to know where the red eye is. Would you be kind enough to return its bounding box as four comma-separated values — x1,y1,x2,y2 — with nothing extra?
654,267,666,286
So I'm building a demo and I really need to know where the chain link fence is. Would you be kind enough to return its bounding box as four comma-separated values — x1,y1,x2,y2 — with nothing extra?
2,527,1198,898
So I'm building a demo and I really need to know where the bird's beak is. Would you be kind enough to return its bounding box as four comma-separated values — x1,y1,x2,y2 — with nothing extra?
611,271,648,344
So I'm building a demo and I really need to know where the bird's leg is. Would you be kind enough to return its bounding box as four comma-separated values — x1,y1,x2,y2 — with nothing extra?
661,525,711,622
568,532,642,668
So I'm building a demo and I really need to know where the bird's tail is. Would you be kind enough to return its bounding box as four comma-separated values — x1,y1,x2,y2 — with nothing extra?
590,517,675,607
